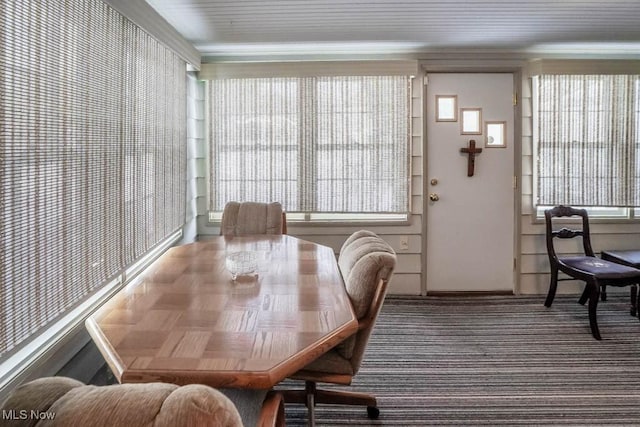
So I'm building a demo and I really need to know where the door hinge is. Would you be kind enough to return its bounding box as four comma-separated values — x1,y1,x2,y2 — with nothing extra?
513,92,518,106
423,75,429,85
513,258,517,271
513,175,518,189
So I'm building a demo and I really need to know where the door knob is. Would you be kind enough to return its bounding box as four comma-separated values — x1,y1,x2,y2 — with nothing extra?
429,193,440,202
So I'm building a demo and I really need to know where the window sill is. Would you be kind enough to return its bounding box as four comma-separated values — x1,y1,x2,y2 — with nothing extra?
208,212,411,227
287,218,412,228
531,207,640,224
532,215,640,225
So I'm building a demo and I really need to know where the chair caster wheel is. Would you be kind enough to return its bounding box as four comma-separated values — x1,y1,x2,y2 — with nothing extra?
367,406,380,419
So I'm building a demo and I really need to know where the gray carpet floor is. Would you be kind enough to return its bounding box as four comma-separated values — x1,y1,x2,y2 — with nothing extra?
91,294,640,426
278,295,640,426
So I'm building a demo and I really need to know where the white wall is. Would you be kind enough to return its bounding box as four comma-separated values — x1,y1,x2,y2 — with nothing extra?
193,57,640,297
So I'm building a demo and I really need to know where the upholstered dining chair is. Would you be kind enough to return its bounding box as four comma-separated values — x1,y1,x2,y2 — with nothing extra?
279,230,396,425
0,376,286,427
220,201,287,236
544,205,640,340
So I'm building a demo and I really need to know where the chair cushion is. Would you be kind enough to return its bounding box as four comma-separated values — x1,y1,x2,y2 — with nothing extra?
221,201,283,236
335,231,396,363
602,250,640,267
48,382,179,426
339,229,378,255
338,236,396,319
298,348,354,376
559,256,640,280
154,384,244,427
1,378,243,427
0,377,84,427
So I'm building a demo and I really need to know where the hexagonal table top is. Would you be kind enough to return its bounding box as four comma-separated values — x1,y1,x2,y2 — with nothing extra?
86,235,357,389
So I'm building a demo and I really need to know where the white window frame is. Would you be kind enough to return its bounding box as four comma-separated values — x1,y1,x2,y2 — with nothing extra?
532,74,640,221
208,211,409,224
535,206,633,220
205,75,413,224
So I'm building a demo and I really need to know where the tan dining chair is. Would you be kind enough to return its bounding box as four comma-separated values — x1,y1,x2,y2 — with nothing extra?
0,376,285,427
279,230,396,425
220,201,287,236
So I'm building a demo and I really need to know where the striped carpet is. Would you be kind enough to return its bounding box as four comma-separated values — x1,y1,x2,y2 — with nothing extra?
277,295,640,426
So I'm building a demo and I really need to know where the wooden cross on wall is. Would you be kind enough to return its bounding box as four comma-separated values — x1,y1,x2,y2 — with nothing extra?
460,139,482,177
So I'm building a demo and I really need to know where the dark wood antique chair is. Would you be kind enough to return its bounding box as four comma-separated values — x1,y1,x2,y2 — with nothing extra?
544,206,640,339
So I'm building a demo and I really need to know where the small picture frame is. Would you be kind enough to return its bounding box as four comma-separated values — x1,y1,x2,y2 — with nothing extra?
435,95,457,122
460,108,482,135
485,121,507,148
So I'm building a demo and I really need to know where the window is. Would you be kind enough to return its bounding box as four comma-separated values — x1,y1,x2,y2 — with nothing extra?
1,1,186,364
534,75,640,208
206,75,411,220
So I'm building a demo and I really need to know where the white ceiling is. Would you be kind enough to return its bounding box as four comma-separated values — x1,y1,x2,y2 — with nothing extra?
144,0,640,58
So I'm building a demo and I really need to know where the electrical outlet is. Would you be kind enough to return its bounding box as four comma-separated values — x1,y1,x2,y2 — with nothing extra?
399,235,409,251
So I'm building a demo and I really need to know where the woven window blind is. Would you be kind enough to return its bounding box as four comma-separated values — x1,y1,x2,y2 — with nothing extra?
207,76,410,213
0,1,186,359
536,75,640,207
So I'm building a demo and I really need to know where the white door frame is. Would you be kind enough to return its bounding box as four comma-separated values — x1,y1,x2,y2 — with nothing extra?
420,64,524,296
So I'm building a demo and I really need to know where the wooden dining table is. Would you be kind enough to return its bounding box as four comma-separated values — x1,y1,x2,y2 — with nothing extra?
85,235,358,390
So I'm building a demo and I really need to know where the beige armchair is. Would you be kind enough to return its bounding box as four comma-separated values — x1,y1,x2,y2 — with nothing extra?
220,201,287,236
279,230,396,425
0,377,284,427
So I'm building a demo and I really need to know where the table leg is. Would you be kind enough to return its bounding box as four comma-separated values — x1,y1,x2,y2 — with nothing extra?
631,284,638,317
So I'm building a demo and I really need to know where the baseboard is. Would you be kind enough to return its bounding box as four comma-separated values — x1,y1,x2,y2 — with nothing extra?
426,290,515,297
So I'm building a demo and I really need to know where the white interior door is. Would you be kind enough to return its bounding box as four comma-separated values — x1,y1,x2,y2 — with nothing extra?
426,73,515,292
